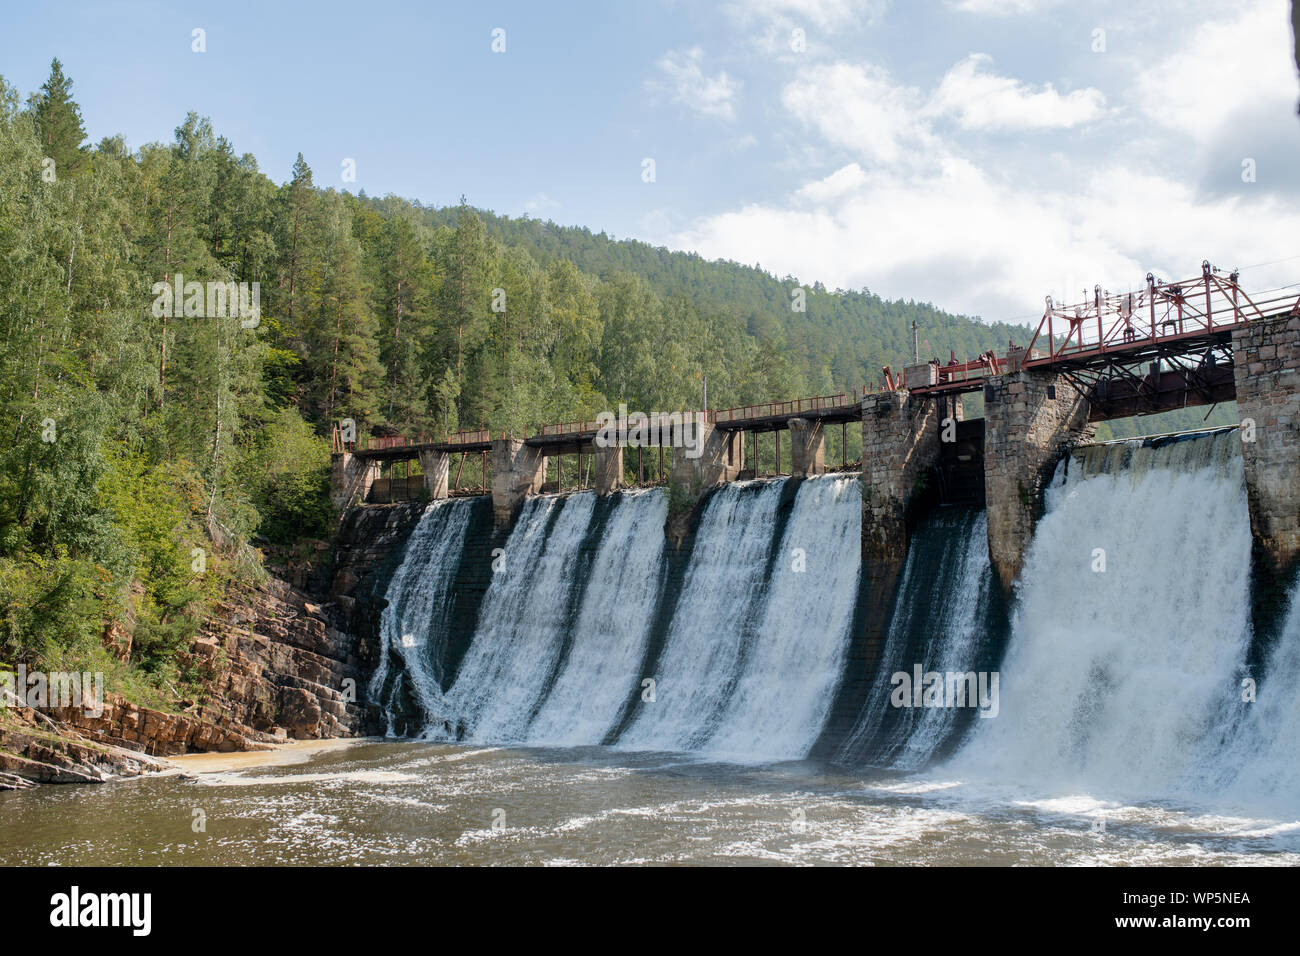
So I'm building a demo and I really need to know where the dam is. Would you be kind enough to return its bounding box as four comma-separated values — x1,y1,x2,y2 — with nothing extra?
335,268,1300,581
359,424,1300,817
337,270,1300,815
341,268,1300,689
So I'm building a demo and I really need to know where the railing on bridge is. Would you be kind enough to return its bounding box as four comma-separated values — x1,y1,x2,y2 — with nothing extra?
1024,261,1300,365
538,419,604,438
535,390,866,437
331,427,492,454
924,352,1005,391
710,389,862,424
330,262,1299,456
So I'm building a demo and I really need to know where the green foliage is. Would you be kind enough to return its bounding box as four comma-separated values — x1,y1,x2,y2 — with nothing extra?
0,58,1222,713
239,407,333,545
28,59,87,178
0,549,105,669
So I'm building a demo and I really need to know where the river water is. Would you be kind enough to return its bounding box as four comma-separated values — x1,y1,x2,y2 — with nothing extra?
3,739,1298,865
3,432,1298,866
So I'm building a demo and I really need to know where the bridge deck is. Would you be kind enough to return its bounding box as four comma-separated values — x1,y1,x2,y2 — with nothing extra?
348,431,492,461
334,267,1296,460
912,269,1297,399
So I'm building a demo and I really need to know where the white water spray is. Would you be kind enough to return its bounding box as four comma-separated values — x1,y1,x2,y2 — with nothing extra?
373,499,476,730
525,489,669,746
951,431,1255,801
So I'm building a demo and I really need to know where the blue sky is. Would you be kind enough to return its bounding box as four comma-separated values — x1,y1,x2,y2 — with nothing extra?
2,0,1298,325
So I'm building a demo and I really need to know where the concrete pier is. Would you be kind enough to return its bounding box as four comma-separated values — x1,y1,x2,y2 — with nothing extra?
330,452,378,510
491,439,547,528
417,449,449,500
788,417,826,478
665,422,744,544
592,445,623,495
982,370,1093,591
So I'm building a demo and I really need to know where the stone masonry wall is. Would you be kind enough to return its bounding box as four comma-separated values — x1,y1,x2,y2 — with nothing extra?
983,370,1093,591
1232,309,1300,582
857,390,941,674
860,390,941,561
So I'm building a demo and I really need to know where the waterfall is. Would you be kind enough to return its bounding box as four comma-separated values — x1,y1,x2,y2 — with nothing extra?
616,480,790,753
1217,592,1300,810
692,475,861,762
616,476,860,760
523,489,668,746
374,475,862,763
835,507,999,769
949,429,1258,801
436,493,597,742
371,498,477,734
370,426,1295,810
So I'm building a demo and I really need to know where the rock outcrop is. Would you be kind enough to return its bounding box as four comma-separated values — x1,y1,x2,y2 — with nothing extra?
4,500,430,787
0,707,171,786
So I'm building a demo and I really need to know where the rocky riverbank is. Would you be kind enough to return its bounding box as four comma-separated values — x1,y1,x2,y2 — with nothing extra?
0,501,430,789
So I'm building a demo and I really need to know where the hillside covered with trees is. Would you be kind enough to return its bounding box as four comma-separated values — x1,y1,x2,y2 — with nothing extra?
0,60,1230,705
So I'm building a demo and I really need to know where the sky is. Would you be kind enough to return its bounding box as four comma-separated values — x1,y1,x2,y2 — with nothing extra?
2,0,1298,326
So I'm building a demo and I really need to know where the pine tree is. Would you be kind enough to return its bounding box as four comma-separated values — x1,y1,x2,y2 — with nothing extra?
378,216,436,427
29,58,87,178
279,154,316,326
433,199,494,422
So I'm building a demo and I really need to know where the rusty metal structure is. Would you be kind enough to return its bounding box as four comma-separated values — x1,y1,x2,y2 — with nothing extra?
330,427,492,455
909,262,1299,420
335,262,1299,501
1021,262,1297,418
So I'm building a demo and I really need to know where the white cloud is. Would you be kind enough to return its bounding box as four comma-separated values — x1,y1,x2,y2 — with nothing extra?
726,0,888,30
524,193,560,214
947,0,1060,14
782,63,934,165
650,48,742,121
1133,0,1294,144
795,162,868,202
927,54,1107,130
725,0,889,58
662,2,1300,323
673,156,1300,322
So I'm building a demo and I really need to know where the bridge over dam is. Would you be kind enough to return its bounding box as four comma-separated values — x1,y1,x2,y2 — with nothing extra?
332,263,1300,598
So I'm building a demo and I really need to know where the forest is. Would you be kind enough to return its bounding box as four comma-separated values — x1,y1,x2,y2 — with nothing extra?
0,60,1233,706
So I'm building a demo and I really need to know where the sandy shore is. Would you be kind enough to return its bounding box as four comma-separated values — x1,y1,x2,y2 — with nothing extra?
170,737,378,774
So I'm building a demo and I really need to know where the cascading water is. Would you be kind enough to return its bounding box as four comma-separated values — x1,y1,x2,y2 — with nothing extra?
523,489,668,746
369,426,1295,816
436,492,597,742
1216,591,1300,811
688,474,861,762
948,429,1262,803
375,475,863,763
615,480,791,753
371,498,477,734
835,507,1001,770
